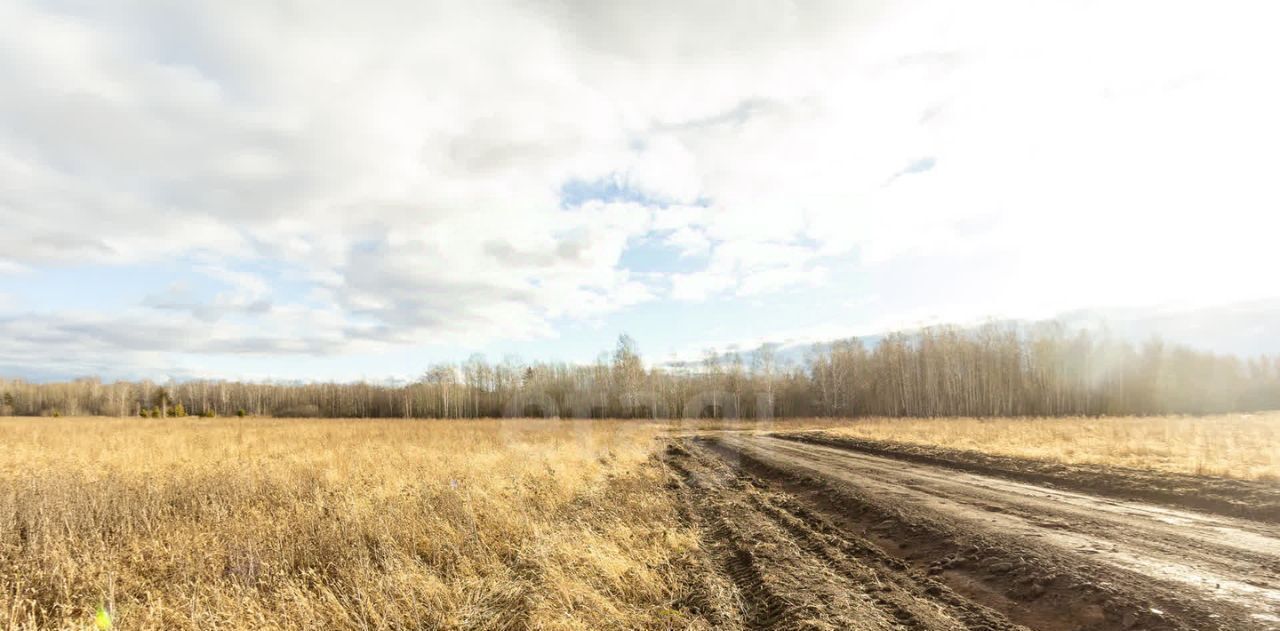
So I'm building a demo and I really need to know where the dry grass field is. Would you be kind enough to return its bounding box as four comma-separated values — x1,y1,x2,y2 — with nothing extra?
0,417,711,630
816,413,1280,480
3,413,1278,630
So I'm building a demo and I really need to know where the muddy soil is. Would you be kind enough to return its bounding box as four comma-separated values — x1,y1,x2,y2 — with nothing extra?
666,434,1280,630
663,442,1025,630
777,431,1280,522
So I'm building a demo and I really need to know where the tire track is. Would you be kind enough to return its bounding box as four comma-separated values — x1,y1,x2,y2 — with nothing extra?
664,442,1024,631
703,433,1280,631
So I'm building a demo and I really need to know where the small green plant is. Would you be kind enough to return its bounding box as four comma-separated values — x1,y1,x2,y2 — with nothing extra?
172,403,187,417
94,605,112,630
51,410,61,417
201,408,216,418
237,408,247,418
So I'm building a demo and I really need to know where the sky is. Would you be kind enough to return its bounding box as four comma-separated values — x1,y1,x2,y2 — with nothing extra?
1,0,1278,382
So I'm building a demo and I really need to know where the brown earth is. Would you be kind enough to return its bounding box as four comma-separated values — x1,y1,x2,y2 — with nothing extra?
779,431,1280,522
664,434,1280,630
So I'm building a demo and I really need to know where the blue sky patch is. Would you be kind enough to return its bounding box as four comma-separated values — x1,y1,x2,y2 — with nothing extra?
560,175,670,208
619,238,706,274
884,156,937,186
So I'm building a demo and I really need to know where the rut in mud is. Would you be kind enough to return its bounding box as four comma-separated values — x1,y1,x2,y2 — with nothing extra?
667,434,1280,631
664,442,1023,631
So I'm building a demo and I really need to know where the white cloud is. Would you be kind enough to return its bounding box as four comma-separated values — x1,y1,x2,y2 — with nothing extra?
1,0,1278,376
142,265,274,322
662,227,712,258
669,239,828,300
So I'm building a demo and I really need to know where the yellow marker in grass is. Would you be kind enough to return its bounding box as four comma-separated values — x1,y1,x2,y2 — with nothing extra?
94,606,112,630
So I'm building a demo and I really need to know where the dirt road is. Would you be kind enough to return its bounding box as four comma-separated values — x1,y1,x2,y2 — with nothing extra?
665,434,1280,630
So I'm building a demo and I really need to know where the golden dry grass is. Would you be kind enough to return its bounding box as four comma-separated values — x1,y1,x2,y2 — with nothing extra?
6,413,1276,629
0,417,710,630
816,413,1280,480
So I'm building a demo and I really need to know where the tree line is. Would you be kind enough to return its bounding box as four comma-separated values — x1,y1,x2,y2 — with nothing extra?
3,324,1279,419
